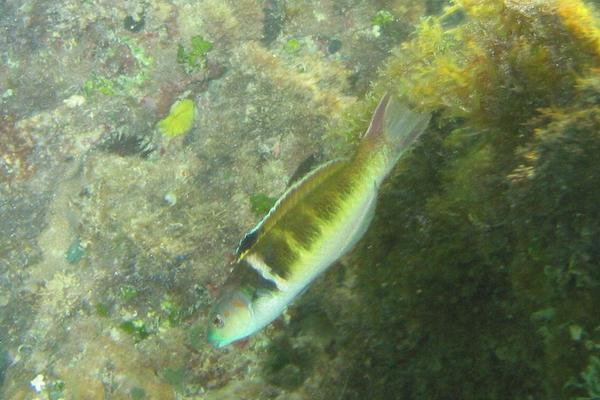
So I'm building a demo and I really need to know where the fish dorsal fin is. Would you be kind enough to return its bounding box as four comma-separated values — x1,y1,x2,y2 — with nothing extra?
235,158,348,259
235,227,260,259
286,153,325,188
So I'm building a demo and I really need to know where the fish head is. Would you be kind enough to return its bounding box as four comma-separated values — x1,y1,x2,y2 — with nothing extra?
207,287,255,348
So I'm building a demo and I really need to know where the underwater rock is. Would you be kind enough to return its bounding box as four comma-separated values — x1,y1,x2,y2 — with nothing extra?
65,237,84,264
262,0,284,45
10,0,598,398
123,14,145,33
327,38,342,54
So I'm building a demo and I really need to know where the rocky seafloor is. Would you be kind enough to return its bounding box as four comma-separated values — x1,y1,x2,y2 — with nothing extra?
1,0,599,399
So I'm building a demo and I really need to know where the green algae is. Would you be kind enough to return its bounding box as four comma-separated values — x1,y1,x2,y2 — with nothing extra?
249,193,277,216
186,323,205,352
48,380,65,400
157,99,195,137
579,356,600,398
177,35,213,74
83,74,117,96
83,35,152,98
119,319,150,342
94,302,110,318
0,344,7,387
262,336,315,389
162,367,186,394
130,387,146,400
371,10,394,27
119,285,139,302
283,38,303,55
331,1,600,398
160,295,183,327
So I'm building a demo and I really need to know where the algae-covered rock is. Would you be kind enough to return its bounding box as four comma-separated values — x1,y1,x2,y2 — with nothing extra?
332,1,600,399
2,0,598,398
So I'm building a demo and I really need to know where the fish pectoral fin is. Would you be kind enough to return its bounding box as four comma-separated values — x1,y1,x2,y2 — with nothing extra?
255,287,278,299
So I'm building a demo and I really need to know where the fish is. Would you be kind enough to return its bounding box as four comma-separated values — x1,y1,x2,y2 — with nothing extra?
207,93,430,348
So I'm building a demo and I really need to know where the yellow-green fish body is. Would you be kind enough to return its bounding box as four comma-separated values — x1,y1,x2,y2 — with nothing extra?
208,94,430,347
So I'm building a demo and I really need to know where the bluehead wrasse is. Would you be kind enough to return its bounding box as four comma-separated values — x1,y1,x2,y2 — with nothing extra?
207,93,431,348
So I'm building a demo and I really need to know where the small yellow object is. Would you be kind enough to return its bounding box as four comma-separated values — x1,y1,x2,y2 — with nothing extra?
158,98,195,137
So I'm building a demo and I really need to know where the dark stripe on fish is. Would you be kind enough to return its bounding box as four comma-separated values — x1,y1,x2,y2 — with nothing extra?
278,205,322,250
307,196,340,222
332,176,356,197
229,259,280,299
253,232,297,279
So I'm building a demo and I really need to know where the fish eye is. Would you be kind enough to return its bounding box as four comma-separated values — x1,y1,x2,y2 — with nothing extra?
212,314,224,329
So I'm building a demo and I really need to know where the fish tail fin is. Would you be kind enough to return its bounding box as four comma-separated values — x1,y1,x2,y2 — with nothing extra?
360,93,430,173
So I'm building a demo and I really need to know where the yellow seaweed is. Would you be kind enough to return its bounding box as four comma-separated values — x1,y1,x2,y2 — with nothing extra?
556,0,600,59
157,99,195,137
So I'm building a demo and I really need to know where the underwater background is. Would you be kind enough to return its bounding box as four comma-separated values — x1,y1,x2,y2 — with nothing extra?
1,0,599,399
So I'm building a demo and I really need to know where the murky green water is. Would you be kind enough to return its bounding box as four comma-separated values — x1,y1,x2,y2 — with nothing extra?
1,0,599,399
